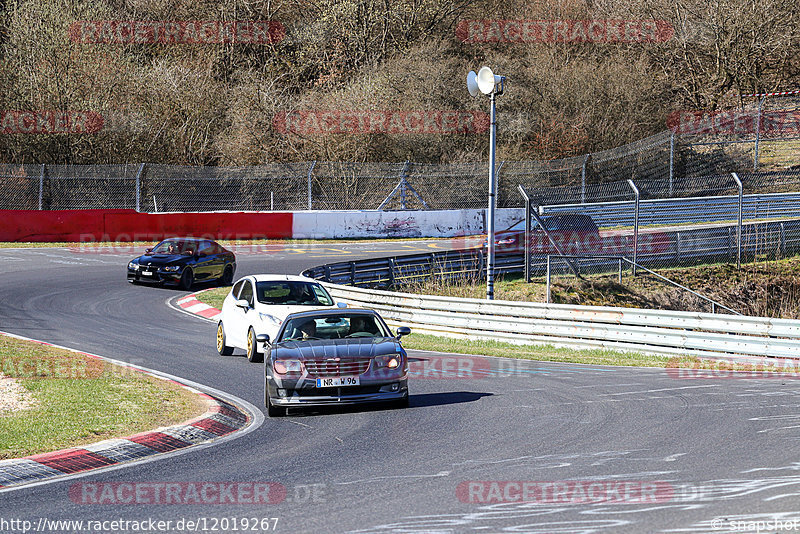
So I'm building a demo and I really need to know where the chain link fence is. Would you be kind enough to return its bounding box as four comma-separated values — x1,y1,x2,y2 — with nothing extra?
1,99,798,212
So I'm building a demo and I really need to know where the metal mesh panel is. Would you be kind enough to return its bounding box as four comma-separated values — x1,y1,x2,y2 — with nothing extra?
46,164,140,210
142,163,312,212
0,164,42,210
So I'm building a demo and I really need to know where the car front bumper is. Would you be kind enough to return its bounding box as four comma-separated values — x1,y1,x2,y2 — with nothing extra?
267,379,408,407
127,269,182,284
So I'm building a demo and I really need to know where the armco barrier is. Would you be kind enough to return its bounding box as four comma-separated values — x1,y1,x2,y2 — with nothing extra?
0,209,294,242
322,283,800,361
543,191,800,228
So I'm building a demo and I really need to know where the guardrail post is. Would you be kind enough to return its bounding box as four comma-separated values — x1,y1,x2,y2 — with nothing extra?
307,160,316,210
627,179,640,276
324,264,332,282
38,164,45,210
350,261,356,285
388,258,396,287
731,172,743,269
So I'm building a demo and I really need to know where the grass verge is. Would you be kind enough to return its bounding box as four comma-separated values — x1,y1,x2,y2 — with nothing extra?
0,336,208,460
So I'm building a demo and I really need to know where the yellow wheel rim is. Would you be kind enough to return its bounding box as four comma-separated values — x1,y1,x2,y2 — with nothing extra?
216,325,224,352
247,332,253,355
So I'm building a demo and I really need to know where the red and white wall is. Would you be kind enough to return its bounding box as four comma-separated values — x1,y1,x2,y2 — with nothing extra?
0,208,522,242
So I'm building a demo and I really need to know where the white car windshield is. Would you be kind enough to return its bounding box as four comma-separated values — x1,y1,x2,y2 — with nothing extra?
256,281,333,306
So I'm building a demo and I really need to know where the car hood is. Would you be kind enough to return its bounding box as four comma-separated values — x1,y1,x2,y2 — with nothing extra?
255,304,336,322
134,254,187,264
274,338,400,360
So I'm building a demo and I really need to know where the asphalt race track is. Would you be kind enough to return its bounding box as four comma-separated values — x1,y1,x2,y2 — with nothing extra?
2,241,800,533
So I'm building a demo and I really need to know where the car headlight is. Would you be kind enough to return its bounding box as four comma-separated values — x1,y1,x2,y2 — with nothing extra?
161,265,181,272
128,262,138,270
375,354,402,369
273,359,303,375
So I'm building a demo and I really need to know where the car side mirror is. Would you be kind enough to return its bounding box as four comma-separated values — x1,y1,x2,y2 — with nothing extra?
396,326,411,338
235,298,250,309
256,334,270,344
145,248,152,254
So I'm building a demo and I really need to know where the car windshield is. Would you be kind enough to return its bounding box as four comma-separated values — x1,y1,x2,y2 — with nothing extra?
256,281,334,306
151,239,197,255
278,314,389,342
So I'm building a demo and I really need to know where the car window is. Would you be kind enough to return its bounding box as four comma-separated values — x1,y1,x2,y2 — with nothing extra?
197,241,214,257
256,281,333,306
239,281,254,307
278,314,388,342
231,280,244,299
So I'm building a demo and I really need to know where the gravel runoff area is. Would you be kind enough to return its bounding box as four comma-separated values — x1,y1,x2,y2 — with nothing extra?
0,373,36,413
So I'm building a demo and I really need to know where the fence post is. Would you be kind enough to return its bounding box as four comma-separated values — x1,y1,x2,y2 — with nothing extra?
307,160,316,210
780,222,786,258
669,132,675,197
546,255,551,303
134,163,146,213
38,164,45,210
627,179,640,276
754,96,765,171
518,184,532,282
731,172,743,269
581,154,590,204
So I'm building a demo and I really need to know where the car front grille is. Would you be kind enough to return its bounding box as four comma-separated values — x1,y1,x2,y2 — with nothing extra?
303,359,371,377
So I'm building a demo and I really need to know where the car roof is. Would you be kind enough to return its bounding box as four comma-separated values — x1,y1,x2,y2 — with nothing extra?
248,274,321,283
157,237,214,244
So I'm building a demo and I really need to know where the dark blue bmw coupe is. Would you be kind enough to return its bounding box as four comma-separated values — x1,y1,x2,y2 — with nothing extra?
127,237,236,290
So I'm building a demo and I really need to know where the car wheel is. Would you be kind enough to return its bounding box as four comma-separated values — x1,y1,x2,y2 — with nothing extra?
219,264,234,286
179,268,194,290
246,327,263,363
216,322,234,356
265,392,286,417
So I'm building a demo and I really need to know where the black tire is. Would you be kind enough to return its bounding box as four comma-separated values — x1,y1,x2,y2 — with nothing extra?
219,264,234,286
216,322,234,356
246,327,263,363
266,392,286,417
179,268,194,290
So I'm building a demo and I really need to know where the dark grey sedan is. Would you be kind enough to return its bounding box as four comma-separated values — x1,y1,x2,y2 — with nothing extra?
261,309,410,417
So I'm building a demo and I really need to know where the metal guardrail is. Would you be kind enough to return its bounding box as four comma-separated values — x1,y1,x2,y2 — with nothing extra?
321,283,800,361
543,190,800,229
303,218,800,288
302,218,800,361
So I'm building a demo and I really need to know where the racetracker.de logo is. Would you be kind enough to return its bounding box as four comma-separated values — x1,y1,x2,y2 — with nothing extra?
457,480,674,504
456,19,674,43
69,20,285,44
272,110,490,135
666,358,800,380
667,109,800,136
69,482,287,505
0,111,104,134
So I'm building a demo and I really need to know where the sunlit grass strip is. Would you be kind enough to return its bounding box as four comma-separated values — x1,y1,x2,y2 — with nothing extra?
0,335,207,460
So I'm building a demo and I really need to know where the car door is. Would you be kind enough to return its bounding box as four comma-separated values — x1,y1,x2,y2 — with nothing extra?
232,279,256,347
192,241,216,280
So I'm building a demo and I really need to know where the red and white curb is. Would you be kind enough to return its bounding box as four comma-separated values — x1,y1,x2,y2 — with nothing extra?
175,292,221,321
0,331,259,491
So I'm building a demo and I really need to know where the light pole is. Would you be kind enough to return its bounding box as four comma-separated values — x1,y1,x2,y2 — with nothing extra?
468,67,505,299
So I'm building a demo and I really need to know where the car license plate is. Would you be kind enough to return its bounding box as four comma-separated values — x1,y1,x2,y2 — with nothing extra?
142,271,153,276
316,376,360,387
